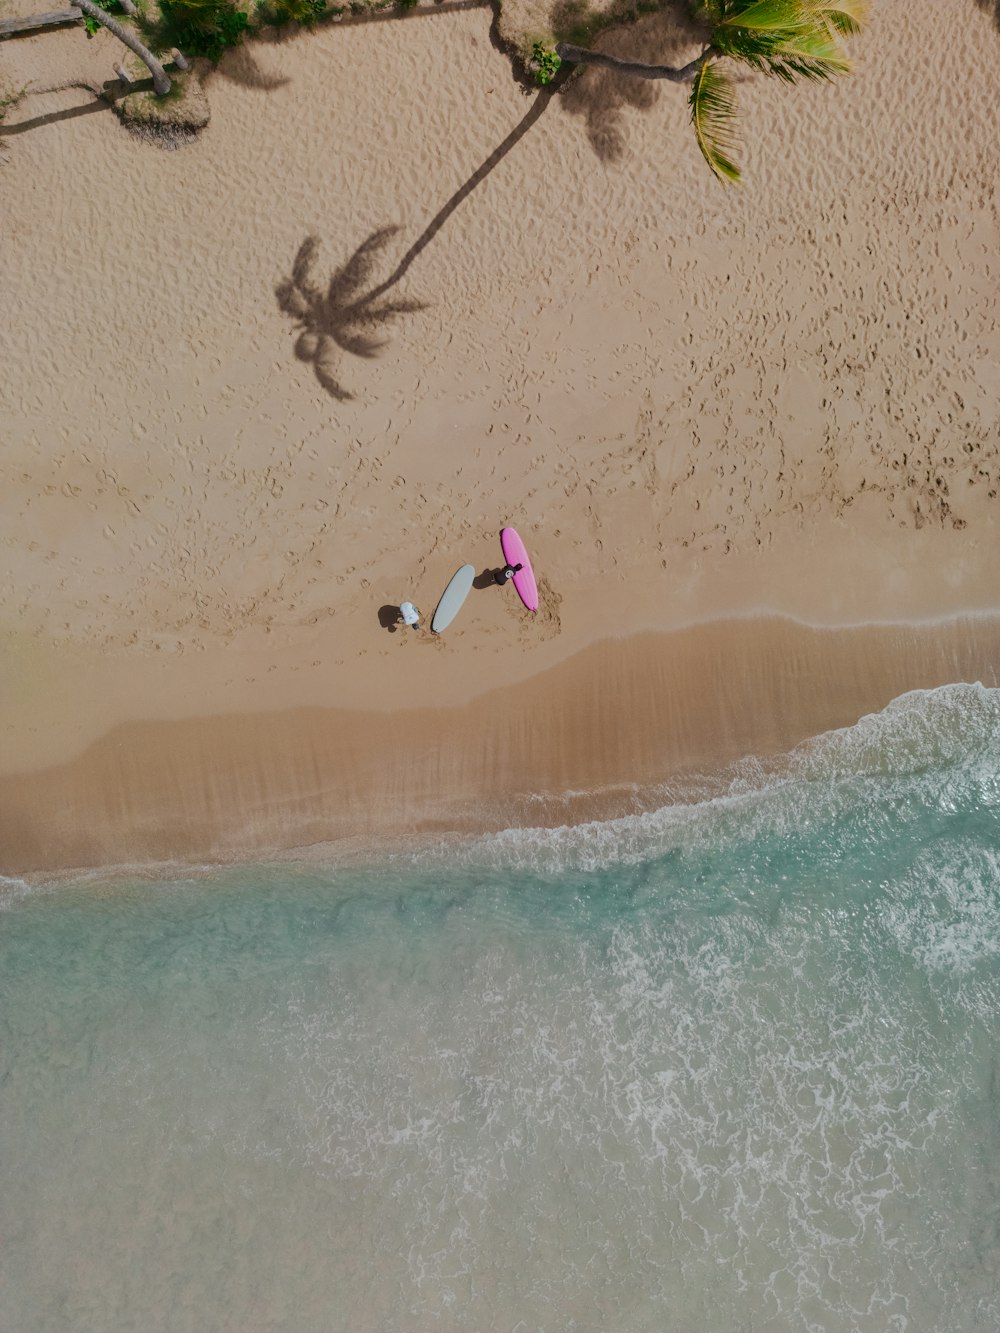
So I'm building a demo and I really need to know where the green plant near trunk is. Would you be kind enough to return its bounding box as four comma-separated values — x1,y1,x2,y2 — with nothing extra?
531,42,562,84
81,0,119,37
0,82,28,122
258,0,327,24
556,0,868,182
159,0,249,59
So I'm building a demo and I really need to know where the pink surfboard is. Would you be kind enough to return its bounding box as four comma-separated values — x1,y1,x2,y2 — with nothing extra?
500,526,538,612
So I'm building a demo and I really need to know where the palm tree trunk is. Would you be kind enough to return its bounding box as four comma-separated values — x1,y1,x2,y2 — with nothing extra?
74,0,172,95
555,42,716,83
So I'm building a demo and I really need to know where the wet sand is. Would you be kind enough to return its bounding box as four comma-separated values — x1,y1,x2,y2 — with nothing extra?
3,615,999,875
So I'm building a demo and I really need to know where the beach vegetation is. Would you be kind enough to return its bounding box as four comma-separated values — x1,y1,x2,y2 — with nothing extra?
256,0,327,24
0,81,28,122
117,65,211,130
530,41,562,83
554,0,869,181
80,0,121,37
157,0,250,59
8,0,864,157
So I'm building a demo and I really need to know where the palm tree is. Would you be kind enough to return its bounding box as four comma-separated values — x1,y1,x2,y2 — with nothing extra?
555,0,868,181
74,0,172,94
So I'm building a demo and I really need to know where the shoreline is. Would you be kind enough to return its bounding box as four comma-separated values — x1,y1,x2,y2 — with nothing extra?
1,3,997,883
3,613,998,878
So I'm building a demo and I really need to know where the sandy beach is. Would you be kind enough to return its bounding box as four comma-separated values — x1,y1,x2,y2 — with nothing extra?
1,0,998,875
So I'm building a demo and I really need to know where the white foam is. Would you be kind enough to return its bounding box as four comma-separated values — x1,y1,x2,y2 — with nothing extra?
882,844,1000,975
4,827,996,1331
789,681,1000,782
410,683,1000,875
0,875,32,910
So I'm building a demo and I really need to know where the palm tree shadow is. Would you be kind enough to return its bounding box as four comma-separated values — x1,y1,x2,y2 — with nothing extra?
276,230,427,400
277,88,555,398
554,0,709,163
362,86,555,306
210,43,291,90
0,94,111,137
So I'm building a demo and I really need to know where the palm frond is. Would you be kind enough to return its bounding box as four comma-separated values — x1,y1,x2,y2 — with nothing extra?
718,0,866,36
712,25,791,65
718,0,812,31
713,14,851,80
771,24,850,74
689,61,741,184
820,0,868,35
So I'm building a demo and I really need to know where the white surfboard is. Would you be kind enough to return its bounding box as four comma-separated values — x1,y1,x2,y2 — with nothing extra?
431,564,476,634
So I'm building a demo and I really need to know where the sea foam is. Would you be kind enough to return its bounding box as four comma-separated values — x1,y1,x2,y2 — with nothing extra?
425,682,1000,876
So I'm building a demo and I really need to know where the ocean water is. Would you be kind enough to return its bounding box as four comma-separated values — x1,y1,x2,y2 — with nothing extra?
2,684,999,1333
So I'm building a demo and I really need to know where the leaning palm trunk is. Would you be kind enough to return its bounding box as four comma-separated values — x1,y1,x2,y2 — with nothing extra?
554,43,715,82
74,0,172,95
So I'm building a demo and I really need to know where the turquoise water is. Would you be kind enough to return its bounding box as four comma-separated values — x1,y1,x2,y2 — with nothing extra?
2,684,999,1332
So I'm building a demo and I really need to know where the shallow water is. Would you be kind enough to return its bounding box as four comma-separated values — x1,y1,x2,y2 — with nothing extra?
2,684,999,1332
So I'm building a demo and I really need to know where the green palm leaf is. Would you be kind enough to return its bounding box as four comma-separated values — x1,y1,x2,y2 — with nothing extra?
712,8,852,81
689,61,741,183
717,0,868,40
775,25,850,73
718,0,814,30
820,0,868,35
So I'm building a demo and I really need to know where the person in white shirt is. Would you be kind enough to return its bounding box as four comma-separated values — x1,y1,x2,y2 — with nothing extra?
398,600,421,629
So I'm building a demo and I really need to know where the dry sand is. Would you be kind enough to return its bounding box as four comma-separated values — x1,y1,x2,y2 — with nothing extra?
1,0,998,874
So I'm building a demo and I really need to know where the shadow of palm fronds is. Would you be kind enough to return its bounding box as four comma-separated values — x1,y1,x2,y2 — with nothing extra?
554,0,709,162
276,230,426,400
